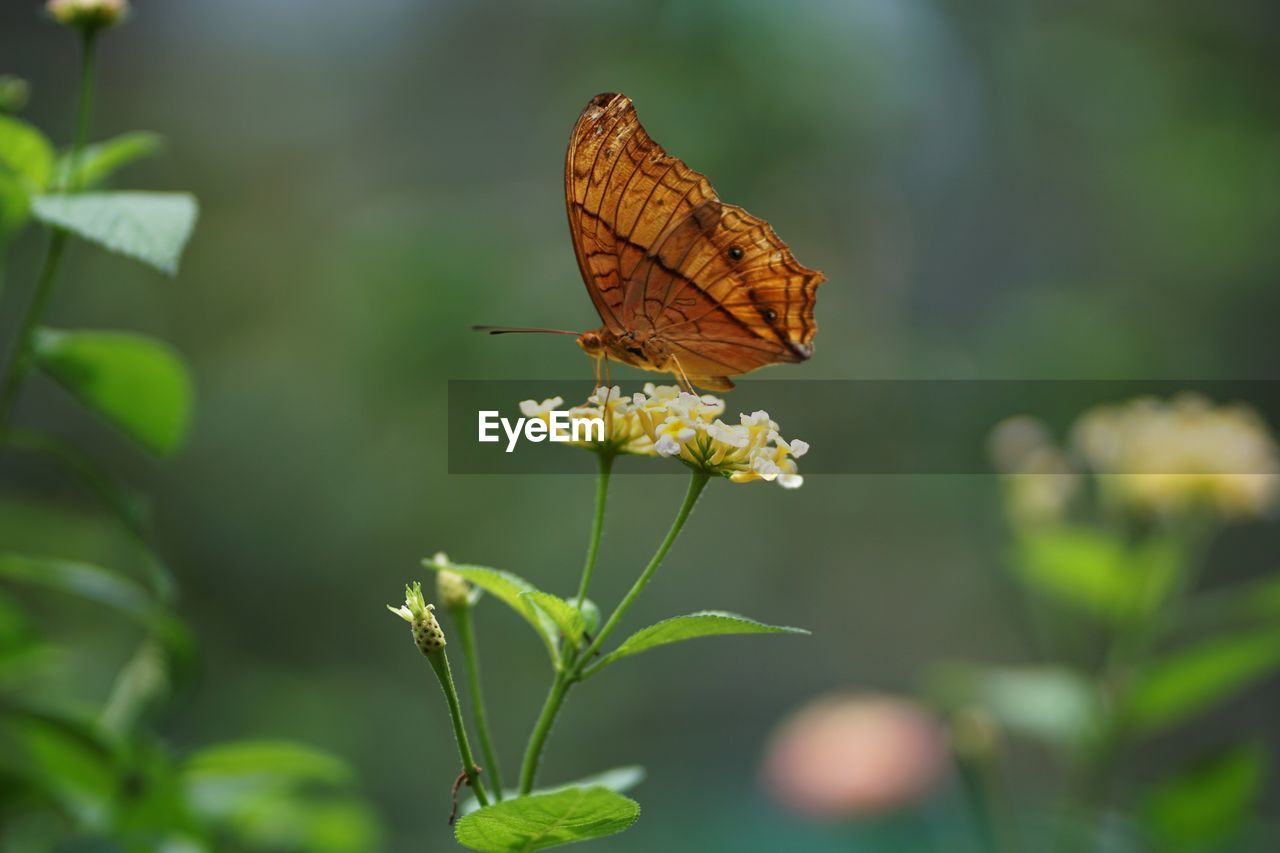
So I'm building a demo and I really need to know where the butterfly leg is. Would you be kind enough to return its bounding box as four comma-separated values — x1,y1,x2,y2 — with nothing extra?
669,353,696,395
602,353,615,433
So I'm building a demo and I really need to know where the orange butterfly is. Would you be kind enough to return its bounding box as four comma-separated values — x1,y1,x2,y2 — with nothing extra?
481,92,824,392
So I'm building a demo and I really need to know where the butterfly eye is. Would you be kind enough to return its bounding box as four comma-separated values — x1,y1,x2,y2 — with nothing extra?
762,308,778,322
727,245,744,262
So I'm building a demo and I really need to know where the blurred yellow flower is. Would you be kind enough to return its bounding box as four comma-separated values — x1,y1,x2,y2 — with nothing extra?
1073,394,1280,519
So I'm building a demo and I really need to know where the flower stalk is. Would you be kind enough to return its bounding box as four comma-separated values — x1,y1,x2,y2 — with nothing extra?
446,591,504,801
517,469,710,794
0,29,97,436
389,583,489,808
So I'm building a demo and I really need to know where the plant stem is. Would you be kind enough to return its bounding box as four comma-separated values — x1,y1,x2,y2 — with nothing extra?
577,471,709,677
0,31,97,436
517,674,571,795
516,472,710,795
573,451,614,606
427,651,489,807
452,606,503,801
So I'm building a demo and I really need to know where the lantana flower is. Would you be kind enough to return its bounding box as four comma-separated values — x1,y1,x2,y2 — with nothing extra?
520,384,808,488
520,386,653,455
47,0,128,30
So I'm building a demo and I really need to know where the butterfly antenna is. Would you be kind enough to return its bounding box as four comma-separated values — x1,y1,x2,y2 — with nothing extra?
472,325,580,336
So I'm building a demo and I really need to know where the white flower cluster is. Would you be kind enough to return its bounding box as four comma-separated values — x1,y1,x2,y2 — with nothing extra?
47,0,128,29
520,384,808,487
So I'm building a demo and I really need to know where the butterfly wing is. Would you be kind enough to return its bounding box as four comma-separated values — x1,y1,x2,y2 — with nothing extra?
565,92,823,377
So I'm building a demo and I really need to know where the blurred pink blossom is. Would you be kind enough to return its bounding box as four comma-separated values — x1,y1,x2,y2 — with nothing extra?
762,693,947,820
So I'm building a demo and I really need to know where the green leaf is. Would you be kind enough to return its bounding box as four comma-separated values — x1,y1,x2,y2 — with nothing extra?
0,169,30,238
1012,526,1182,622
455,786,640,852
0,551,159,624
1123,630,1280,735
3,428,153,538
33,328,194,456
184,741,379,853
423,558,559,661
0,114,53,189
929,662,1101,748
521,591,586,644
185,740,353,787
593,611,809,671
30,191,198,274
1144,744,1264,848
54,131,165,189
461,766,645,817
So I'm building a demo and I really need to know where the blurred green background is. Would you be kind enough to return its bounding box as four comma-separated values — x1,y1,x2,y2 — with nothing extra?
3,0,1279,849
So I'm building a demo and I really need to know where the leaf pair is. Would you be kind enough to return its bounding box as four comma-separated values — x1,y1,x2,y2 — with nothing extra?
1,117,193,272
421,559,585,663
422,558,808,673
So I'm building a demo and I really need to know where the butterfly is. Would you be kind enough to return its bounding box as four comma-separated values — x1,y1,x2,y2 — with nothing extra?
481,92,824,392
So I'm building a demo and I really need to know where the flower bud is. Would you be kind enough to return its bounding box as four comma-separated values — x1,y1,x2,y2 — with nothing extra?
436,569,472,610
575,598,600,635
0,76,30,114
47,0,129,32
387,581,446,656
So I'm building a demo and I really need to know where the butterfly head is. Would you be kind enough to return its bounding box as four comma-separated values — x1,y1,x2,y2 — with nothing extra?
577,329,606,357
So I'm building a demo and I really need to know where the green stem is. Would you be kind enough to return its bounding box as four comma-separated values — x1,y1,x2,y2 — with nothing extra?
574,452,613,606
0,31,97,436
517,674,571,795
517,471,710,794
427,651,489,808
453,606,503,801
578,471,709,678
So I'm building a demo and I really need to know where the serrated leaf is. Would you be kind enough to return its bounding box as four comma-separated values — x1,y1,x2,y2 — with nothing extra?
1012,526,1181,622
1144,744,1263,848
593,611,808,671
54,131,165,189
1123,630,1280,735
423,559,559,661
31,191,197,274
521,591,586,644
0,114,53,189
455,786,640,852
462,765,644,817
33,328,194,456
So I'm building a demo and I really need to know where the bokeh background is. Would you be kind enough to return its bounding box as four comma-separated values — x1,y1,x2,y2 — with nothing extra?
3,0,1280,849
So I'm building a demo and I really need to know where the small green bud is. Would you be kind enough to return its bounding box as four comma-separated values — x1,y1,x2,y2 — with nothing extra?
47,0,129,32
387,581,445,656
0,76,30,114
575,598,600,635
436,569,471,610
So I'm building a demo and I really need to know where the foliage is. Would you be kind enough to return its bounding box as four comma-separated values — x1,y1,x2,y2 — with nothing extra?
941,404,1280,849
402,429,809,848
0,21,379,852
